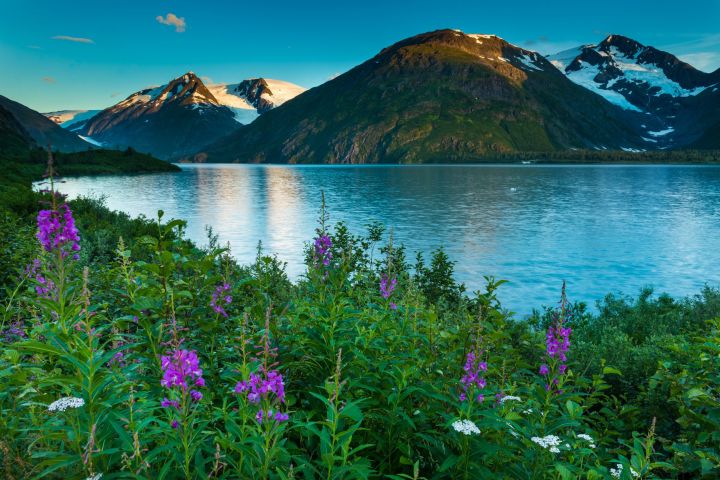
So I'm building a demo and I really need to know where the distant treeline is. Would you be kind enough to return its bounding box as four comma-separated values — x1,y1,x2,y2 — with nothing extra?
466,149,720,164
2,147,180,177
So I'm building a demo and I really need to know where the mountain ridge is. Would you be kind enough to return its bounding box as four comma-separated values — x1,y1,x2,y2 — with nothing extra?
70,72,305,159
0,95,93,152
195,29,647,164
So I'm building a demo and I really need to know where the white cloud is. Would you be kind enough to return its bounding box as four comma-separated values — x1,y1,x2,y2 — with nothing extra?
156,13,186,33
52,35,94,44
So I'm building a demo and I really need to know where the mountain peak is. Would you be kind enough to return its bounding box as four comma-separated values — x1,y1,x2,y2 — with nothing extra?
370,29,551,77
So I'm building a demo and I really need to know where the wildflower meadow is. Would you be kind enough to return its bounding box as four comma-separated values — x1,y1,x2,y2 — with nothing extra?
1,171,720,479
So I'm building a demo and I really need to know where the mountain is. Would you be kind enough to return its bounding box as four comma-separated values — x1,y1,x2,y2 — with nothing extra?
196,29,645,164
44,110,102,129
75,72,240,159
208,78,306,123
0,104,34,155
548,35,720,148
75,73,305,159
0,95,94,153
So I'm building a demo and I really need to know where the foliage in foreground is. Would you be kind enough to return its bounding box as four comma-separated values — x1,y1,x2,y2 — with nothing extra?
1,178,720,479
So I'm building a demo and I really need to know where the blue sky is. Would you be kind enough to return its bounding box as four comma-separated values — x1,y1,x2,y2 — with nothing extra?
2,0,719,112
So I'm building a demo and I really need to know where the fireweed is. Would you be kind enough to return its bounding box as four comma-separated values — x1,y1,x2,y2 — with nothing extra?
36,204,81,260
539,282,572,394
233,311,289,477
459,350,488,404
379,274,398,309
313,234,333,268
233,329,288,425
160,349,206,414
159,348,206,477
210,283,232,318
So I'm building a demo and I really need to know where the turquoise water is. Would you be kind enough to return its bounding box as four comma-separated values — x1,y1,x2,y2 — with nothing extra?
52,164,720,313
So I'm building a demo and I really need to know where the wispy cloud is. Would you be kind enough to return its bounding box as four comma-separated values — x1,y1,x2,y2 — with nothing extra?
518,36,585,56
658,34,720,72
156,13,186,33
52,35,94,44
42,76,56,84
678,52,720,72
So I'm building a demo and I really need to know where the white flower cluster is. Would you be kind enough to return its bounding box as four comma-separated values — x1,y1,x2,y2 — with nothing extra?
577,433,596,448
452,419,481,436
86,474,103,480
506,422,519,438
48,396,85,412
500,395,522,403
531,434,562,453
610,464,639,478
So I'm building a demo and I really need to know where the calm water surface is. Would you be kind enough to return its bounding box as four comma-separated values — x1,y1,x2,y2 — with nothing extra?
50,164,720,313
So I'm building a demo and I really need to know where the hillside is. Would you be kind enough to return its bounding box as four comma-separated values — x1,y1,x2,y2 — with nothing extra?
0,104,34,155
0,95,93,152
197,30,645,164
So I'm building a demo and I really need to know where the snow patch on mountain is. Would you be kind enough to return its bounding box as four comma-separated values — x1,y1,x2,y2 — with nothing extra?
515,53,543,71
78,135,103,146
263,79,306,105
547,46,585,70
607,47,709,97
208,79,305,124
648,127,674,136
44,110,101,128
566,62,643,111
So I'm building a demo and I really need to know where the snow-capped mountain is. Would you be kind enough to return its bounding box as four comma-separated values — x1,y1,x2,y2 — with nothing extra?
199,29,648,163
44,110,101,129
209,78,306,123
75,72,305,159
548,35,720,147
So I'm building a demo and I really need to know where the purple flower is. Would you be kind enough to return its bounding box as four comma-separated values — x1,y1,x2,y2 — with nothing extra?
161,398,180,409
171,420,179,429
0,320,26,343
255,408,290,425
210,283,232,318
26,259,55,299
235,368,286,405
235,367,289,424
380,274,397,300
313,234,333,267
538,283,573,394
107,351,126,367
459,350,488,404
160,349,205,403
36,205,81,258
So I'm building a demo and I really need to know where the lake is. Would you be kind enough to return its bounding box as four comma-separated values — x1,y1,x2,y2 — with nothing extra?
49,164,720,314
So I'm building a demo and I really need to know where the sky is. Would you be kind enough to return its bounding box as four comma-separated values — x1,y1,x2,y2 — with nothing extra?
2,0,719,112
